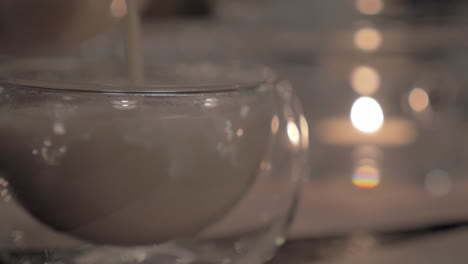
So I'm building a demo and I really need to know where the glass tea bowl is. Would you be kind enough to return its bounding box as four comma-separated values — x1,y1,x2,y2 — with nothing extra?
0,61,308,264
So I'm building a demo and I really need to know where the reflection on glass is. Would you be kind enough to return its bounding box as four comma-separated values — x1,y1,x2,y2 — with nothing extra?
271,115,280,134
0,177,11,202
0,177,8,187
354,27,382,52
236,128,244,137
111,0,128,18
299,115,309,149
351,66,381,95
425,170,452,197
112,99,137,110
409,88,430,112
350,97,384,133
355,0,384,15
287,120,300,147
204,98,218,108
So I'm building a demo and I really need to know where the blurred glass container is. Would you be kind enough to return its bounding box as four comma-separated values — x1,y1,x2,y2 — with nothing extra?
0,1,308,264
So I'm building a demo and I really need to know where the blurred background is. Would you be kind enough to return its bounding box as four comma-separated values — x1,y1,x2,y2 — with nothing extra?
140,0,468,262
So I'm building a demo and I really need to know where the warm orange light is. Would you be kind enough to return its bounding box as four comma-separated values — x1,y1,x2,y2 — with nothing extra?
409,88,430,112
316,117,417,146
354,27,382,52
351,66,381,95
110,0,128,18
355,0,384,15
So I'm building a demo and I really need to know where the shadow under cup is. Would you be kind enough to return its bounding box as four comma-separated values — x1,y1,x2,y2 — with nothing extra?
0,62,308,264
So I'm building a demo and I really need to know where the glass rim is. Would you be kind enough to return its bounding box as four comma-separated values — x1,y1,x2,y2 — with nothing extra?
0,60,276,95
0,79,269,95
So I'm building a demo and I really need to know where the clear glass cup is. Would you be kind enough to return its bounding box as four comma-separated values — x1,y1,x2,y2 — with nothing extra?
0,61,308,264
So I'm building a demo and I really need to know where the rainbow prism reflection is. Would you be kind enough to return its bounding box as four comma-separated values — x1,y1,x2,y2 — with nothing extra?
352,164,380,188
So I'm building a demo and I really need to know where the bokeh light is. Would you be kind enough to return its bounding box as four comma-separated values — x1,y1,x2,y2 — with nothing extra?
350,97,384,133
351,66,381,95
409,88,430,112
111,0,128,18
355,0,384,15
354,27,382,52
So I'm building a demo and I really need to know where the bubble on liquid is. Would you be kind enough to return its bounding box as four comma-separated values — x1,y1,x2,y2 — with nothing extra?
1,177,12,203
275,237,286,246
41,147,50,162
10,230,25,246
261,67,277,83
240,105,250,118
221,259,232,264
112,99,137,110
260,160,272,171
234,241,248,254
225,120,233,140
43,139,52,147
53,122,66,135
40,144,68,166
276,81,293,101
120,250,147,263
